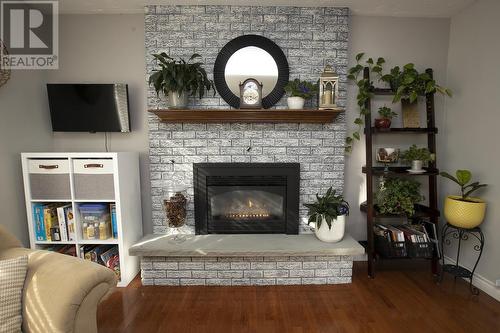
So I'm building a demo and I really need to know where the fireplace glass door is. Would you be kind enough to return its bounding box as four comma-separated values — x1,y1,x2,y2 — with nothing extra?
206,177,287,233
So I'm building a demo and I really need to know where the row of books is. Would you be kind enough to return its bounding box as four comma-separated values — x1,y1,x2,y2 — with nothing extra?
374,223,431,243
80,245,121,280
33,203,75,242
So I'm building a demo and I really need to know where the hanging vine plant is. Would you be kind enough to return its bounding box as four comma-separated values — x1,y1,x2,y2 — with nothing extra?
345,53,385,153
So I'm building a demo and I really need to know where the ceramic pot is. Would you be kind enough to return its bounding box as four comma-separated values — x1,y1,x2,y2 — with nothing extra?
167,90,188,109
444,195,486,229
314,215,345,243
411,160,423,171
374,118,391,128
287,96,305,109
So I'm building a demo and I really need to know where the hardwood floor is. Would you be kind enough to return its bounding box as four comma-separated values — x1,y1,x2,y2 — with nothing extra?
98,262,500,332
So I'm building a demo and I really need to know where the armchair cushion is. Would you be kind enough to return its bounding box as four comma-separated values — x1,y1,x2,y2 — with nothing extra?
0,255,28,333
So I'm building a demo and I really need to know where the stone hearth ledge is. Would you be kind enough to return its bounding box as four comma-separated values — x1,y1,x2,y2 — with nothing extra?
129,234,364,257
131,234,363,286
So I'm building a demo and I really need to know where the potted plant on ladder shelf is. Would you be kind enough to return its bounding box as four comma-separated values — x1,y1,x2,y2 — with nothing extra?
305,187,350,243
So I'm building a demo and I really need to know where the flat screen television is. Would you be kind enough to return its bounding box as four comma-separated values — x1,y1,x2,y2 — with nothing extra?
47,83,131,132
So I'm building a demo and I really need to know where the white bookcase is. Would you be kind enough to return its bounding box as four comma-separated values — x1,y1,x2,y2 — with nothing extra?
21,152,143,287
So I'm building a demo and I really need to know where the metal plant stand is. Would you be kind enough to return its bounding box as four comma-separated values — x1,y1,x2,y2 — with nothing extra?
439,223,484,295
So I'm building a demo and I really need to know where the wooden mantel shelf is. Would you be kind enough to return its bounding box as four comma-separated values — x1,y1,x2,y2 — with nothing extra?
148,108,344,123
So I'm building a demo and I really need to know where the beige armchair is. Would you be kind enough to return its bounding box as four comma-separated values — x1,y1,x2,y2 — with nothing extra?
0,226,117,333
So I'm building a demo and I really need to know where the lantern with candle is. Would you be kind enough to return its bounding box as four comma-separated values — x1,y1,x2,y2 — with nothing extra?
319,65,339,110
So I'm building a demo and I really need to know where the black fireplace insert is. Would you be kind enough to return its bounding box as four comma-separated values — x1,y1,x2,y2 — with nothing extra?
193,163,299,234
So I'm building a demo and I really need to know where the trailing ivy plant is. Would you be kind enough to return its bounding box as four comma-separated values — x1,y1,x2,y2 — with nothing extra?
345,53,386,153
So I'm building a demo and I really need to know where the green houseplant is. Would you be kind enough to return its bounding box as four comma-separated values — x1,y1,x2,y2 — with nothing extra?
345,53,386,153
441,170,488,228
381,63,452,127
304,187,349,243
284,79,319,109
375,106,398,129
376,178,424,216
149,52,215,109
400,144,433,172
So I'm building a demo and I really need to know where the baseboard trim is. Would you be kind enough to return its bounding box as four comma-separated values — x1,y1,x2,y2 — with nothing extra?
443,255,500,302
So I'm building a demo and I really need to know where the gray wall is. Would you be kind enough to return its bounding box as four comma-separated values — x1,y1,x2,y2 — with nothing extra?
48,14,152,234
0,71,53,245
441,0,500,288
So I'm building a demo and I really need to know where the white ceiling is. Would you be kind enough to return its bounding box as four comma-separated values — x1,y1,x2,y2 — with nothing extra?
59,0,475,18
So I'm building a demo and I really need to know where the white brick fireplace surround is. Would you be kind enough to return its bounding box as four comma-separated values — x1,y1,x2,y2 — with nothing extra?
140,5,357,286
147,5,349,234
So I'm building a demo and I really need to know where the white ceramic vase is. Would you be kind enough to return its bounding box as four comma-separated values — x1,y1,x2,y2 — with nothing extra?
314,215,346,243
287,96,305,109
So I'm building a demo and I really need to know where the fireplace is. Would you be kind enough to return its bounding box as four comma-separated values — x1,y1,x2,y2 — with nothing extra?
193,163,299,234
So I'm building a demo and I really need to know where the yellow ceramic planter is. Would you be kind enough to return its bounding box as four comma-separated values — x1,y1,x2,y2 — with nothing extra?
444,195,486,228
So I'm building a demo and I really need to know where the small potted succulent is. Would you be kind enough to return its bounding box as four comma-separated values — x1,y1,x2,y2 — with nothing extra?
441,170,488,228
149,52,215,109
401,144,433,173
304,187,349,243
375,106,398,129
284,78,318,109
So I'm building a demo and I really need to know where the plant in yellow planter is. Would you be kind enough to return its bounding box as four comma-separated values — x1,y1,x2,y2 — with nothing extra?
440,170,488,228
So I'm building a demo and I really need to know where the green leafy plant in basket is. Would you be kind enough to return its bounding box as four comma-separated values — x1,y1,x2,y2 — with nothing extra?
304,187,350,230
149,52,215,102
381,63,452,103
376,178,424,216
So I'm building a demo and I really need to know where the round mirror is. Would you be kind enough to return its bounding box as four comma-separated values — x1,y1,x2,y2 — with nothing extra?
214,35,289,109
224,46,278,97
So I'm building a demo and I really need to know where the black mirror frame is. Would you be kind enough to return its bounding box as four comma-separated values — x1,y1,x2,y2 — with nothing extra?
213,35,289,109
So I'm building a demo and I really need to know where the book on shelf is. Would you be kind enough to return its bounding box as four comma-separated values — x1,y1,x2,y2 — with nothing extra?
43,205,58,241
110,203,117,239
56,204,71,242
65,206,76,241
33,203,46,241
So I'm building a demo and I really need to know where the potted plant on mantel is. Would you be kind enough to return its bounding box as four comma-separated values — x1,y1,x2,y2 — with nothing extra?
381,63,452,127
149,52,215,109
305,187,349,243
284,78,318,110
374,106,398,129
400,144,433,173
441,170,488,228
